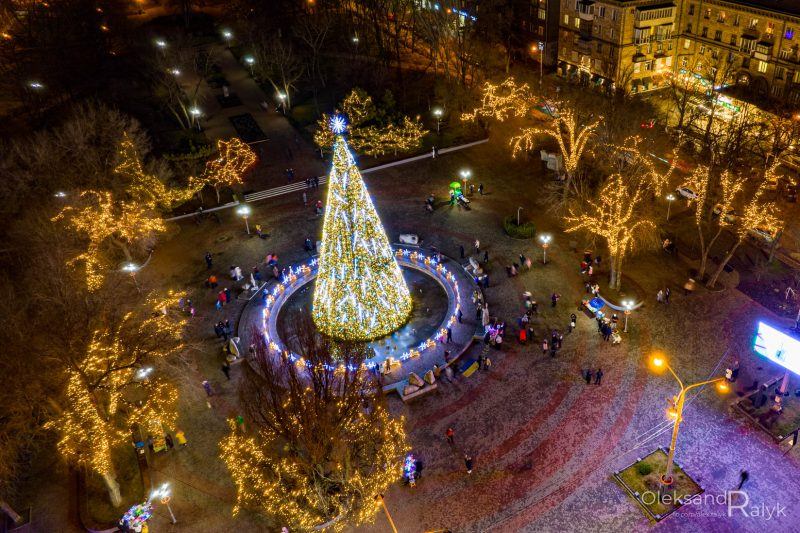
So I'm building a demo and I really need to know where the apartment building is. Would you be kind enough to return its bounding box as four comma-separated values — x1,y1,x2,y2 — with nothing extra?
515,0,561,65
677,0,800,105
557,0,800,105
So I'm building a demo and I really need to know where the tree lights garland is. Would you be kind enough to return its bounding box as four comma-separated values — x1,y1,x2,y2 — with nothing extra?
202,137,258,202
261,249,462,371
312,129,412,341
564,174,654,291
461,78,534,122
45,292,187,488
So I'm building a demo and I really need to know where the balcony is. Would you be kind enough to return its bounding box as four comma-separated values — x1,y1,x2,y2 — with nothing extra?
578,0,595,21
634,2,675,29
754,42,772,61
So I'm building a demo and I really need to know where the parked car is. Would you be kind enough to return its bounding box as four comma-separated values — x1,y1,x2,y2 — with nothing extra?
711,203,740,223
747,227,775,244
676,186,698,200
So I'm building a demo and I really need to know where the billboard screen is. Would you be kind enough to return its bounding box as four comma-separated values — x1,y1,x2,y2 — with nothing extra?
753,322,800,376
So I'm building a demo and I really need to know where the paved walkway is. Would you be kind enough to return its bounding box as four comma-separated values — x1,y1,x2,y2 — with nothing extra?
200,47,325,190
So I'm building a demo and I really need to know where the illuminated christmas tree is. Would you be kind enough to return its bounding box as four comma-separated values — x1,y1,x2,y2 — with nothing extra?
313,116,411,341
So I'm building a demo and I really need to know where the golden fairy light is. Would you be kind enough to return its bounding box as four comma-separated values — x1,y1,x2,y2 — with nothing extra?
461,78,533,122
202,137,258,203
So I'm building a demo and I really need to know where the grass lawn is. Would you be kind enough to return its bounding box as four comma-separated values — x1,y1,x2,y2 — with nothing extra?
615,448,702,520
738,391,800,440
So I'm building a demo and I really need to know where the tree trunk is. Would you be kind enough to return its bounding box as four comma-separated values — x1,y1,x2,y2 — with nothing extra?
0,500,23,524
768,230,782,263
216,186,221,204
699,226,723,280
707,240,741,288
102,471,122,507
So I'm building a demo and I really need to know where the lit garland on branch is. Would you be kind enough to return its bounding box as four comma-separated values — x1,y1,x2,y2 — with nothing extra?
45,291,187,484
564,174,654,291
202,137,258,203
313,121,412,340
461,78,534,122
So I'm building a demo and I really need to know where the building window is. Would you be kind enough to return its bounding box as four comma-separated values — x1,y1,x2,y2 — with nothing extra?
574,17,580,28
742,57,750,68
730,35,737,45
758,60,768,73
749,18,758,30
787,28,795,40
681,56,688,68
718,11,726,23
597,42,603,52
688,4,695,16
766,22,774,36
666,56,673,66
776,66,785,80
772,85,783,97
564,14,569,25
704,8,710,19
686,23,692,34
609,28,615,39
610,8,617,21
701,26,708,37
634,62,641,73
780,49,791,60
733,14,740,27
714,30,722,41
700,45,705,54
711,49,719,59
598,6,605,17
539,8,546,20
794,71,800,83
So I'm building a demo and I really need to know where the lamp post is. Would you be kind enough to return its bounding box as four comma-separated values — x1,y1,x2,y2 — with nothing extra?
122,262,141,293
237,204,251,234
276,91,287,114
517,206,524,226
222,29,233,44
189,106,202,131
622,299,634,332
530,43,544,86
28,80,44,90
432,107,443,133
649,354,729,492
666,193,676,221
154,39,167,54
243,55,255,76
540,234,551,264
150,483,176,524
376,494,398,533
459,168,471,195
54,191,67,198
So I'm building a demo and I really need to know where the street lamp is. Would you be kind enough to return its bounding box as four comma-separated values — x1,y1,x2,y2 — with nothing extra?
459,168,471,194
222,29,233,42
243,54,255,75
28,81,44,90
189,106,202,131
136,367,153,381
236,204,252,234
376,494,398,533
169,67,181,76
517,206,524,226
54,191,67,198
432,107,443,133
622,300,634,332
150,483,176,524
648,354,729,493
276,91,287,114
530,42,544,85
154,38,167,50
122,262,141,292
351,35,360,45
539,234,551,264
666,193,676,221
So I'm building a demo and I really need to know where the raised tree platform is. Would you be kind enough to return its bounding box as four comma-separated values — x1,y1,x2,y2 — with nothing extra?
613,448,703,522
733,378,800,443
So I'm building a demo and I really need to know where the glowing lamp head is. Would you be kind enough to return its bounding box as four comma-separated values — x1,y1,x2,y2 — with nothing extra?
459,168,471,179
622,300,634,310
54,191,67,198
433,107,443,118
236,205,251,217
28,81,44,90
330,115,348,135
189,106,202,117
666,193,676,201
154,39,167,49
122,262,140,272
716,381,730,393
540,234,551,245
651,354,666,371
244,55,255,65
222,30,233,40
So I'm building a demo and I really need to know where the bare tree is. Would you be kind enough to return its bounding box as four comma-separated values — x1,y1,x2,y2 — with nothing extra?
253,36,303,110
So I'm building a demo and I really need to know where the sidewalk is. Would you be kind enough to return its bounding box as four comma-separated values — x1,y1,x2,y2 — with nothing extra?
201,47,325,190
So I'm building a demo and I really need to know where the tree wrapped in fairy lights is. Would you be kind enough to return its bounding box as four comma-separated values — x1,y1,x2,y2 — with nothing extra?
313,116,411,341
220,317,409,531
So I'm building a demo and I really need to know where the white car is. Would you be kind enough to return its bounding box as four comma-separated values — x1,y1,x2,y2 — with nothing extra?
676,186,698,200
747,228,775,244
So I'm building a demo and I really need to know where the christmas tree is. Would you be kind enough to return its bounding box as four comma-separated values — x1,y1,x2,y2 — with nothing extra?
313,116,412,341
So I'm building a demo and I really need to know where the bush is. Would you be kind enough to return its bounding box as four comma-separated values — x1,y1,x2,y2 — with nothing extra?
503,215,536,239
637,463,653,476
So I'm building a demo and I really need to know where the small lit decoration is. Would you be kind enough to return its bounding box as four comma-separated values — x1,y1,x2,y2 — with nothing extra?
330,114,347,134
403,453,417,486
461,78,533,122
120,501,153,532
564,174,654,291
312,127,412,340
314,88,426,156
202,137,258,203
45,291,187,498
511,105,602,192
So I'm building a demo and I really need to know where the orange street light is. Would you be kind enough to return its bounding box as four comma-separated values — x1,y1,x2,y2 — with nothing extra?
648,354,729,491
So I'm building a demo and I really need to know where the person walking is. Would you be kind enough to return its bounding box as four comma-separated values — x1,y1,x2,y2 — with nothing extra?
541,338,549,356
483,250,489,264
478,183,484,195
569,313,577,333
551,292,559,308
205,252,213,270
736,469,749,490
474,239,480,254
594,368,604,385
446,427,455,446
584,369,592,384
221,362,231,380
202,380,213,396
446,326,453,343
457,309,463,323
214,322,223,338
656,289,664,303
302,191,307,206
460,244,465,258
665,287,671,303
224,287,232,303
464,455,474,475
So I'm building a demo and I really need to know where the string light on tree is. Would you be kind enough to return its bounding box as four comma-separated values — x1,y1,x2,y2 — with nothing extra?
461,78,534,122
312,117,412,341
202,138,258,203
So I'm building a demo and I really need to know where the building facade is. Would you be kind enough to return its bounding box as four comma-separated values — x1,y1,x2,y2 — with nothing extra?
515,0,561,65
557,0,800,105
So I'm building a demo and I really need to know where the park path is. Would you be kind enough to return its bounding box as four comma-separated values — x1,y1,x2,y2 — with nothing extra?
201,47,325,191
